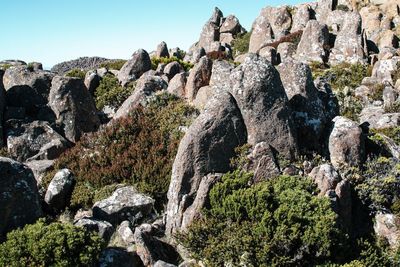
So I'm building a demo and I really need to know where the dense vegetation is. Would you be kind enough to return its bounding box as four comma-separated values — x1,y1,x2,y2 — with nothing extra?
231,31,251,57
151,56,193,72
44,93,198,210
65,68,86,79
99,59,127,70
0,219,105,267
94,74,135,110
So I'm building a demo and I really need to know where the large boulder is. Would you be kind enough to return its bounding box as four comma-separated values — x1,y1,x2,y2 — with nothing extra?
371,57,400,84
134,224,180,266
49,76,100,143
84,70,101,95
198,8,223,52
374,213,400,249
328,116,365,169
295,20,330,63
74,218,114,242
113,75,167,120
6,120,69,162
167,73,187,98
278,60,327,153
118,49,152,86
329,12,367,64
93,186,154,226
185,56,213,102
156,41,170,58
3,66,54,116
291,4,313,32
249,8,274,53
45,169,75,211
165,91,247,235
0,157,42,240
228,54,298,158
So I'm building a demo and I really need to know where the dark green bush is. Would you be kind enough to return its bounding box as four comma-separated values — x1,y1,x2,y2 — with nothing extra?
177,172,347,266
99,59,127,70
231,31,251,56
65,68,86,79
384,102,400,113
0,219,105,267
44,93,198,210
94,74,135,110
151,56,193,72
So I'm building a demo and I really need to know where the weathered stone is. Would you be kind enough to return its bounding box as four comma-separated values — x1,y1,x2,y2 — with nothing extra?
329,116,365,169
185,56,213,102
309,164,341,196
220,15,243,34
93,186,154,226
166,91,246,235
3,66,54,116
25,159,54,186
259,46,278,65
116,220,135,246
74,218,114,242
99,248,143,267
51,57,112,75
198,8,223,52
379,30,399,50
374,213,400,249
113,75,167,120
118,49,152,87
163,61,183,80
360,106,400,129
45,169,75,210
193,86,215,110
249,8,274,53
329,12,367,64
277,42,297,62
278,59,327,153
6,120,69,162
291,4,313,32
167,73,187,98
49,76,100,143
246,142,280,182
134,224,180,266
228,54,297,158
154,261,177,267
371,57,400,84
156,41,170,58
314,77,340,121
0,157,42,240
84,70,101,95
295,20,330,63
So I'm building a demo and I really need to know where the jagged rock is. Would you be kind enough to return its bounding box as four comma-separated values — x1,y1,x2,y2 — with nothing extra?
371,57,400,84
249,8,273,53
45,169,75,210
118,49,152,87
220,15,243,34
209,60,234,88
156,41,170,58
246,142,280,182
185,56,213,102
167,73,187,98
198,8,223,52
116,220,135,246
360,106,400,129
376,133,400,159
25,159,54,186
163,61,183,80
259,46,278,65
113,75,167,120
93,186,154,226
374,213,400,249
3,66,54,116
6,120,69,162
383,86,399,109
329,116,365,169
30,62,43,71
329,12,367,64
99,248,143,267
378,30,399,50
0,157,42,240
74,218,114,242
278,59,327,153
228,54,298,158
277,42,297,62
51,57,113,74
154,261,177,267
134,224,180,266
84,70,101,95
166,91,246,235
315,0,336,23
291,4,313,32
193,86,215,110
295,20,330,63
49,76,100,143
0,60,26,68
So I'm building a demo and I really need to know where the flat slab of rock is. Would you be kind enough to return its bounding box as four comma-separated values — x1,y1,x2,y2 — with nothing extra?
93,186,154,225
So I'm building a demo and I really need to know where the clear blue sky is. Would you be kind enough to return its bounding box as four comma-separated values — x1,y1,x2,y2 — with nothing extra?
1,0,305,68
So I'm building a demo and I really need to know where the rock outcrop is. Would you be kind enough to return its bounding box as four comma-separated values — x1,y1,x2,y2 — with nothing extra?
51,57,114,74
45,169,75,211
118,49,152,86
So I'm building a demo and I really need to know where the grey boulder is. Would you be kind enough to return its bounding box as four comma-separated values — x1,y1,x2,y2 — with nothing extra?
74,218,114,242
118,49,152,87
45,169,75,211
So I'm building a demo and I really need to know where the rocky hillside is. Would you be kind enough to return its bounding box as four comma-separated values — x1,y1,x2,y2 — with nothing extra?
1,0,400,266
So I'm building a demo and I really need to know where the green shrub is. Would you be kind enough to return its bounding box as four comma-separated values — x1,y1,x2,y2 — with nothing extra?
231,31,251,56
99,59,127,70
177,172,347,266
0,63,12,70
151,56,193,72
44,93,198,210
336,4,350,12
94,74,135,110
371,127,400,145
65,68,86,79
384,102,400,113
369,83,385,101
0,219,105,267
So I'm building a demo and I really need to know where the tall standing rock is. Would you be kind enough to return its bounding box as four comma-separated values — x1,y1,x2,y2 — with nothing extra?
295,20,330,63
291,4,313,32
166,91,247,235
198,8,223,52
249,8,274,53
329,12,367,64
228,54,298,158
0,157,42,240
329,116,365,169
49,76,100,143
118,49,151,86
156,41,170,58
185,56,213,102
